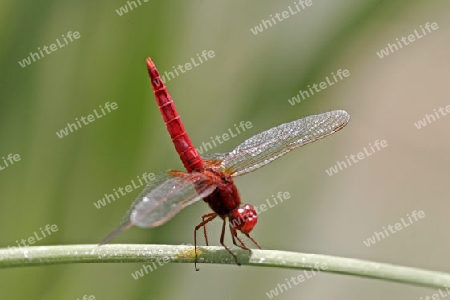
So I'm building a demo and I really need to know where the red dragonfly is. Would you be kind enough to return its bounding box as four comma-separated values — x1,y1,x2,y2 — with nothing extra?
101,58,350,270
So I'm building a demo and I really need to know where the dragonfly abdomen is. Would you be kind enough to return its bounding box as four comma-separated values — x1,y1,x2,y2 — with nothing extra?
147,58,204,172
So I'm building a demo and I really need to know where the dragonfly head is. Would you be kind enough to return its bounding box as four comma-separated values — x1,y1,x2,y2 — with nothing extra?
229,204,258,234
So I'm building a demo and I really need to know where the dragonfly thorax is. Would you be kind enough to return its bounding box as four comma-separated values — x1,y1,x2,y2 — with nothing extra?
200,168,242,217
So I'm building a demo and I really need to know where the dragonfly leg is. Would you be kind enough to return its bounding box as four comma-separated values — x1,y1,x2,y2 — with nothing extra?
194,213,217,271
229,224,262,254
229,225,249,250
201,212,216,246
219,219,241,266
245,233,262,249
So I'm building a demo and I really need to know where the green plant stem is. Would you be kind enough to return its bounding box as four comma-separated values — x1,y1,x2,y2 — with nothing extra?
0,244,448,289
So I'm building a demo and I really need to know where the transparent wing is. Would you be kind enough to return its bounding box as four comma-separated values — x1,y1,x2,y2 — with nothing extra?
100,171,216,244
201,153,227,168
201,153,227,161
216,110,350,176
130,172,216,227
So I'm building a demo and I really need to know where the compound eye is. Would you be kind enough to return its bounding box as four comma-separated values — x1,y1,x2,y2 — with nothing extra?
230,204,258,234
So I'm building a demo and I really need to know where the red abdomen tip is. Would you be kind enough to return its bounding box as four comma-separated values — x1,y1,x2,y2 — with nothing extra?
146,58,155,70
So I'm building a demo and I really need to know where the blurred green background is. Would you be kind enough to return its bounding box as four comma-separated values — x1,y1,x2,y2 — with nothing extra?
1,0,449,299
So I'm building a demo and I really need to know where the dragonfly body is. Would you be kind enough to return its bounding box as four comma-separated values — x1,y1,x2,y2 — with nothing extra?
148,59,255,250
101,57,350,270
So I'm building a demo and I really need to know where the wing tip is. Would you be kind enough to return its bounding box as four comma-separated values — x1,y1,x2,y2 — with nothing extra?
98,222,133,245
328,110,350,132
